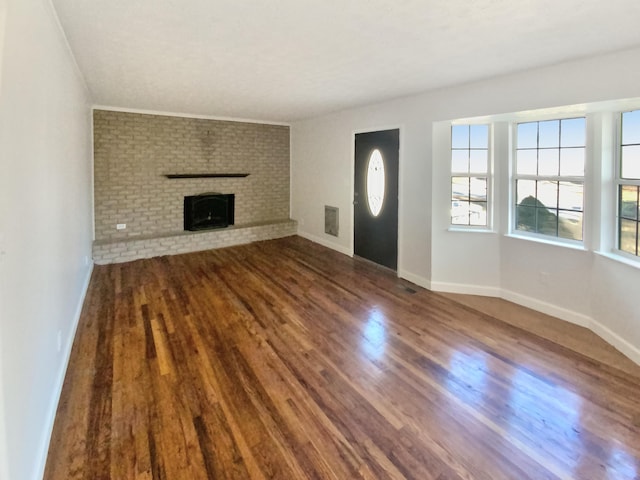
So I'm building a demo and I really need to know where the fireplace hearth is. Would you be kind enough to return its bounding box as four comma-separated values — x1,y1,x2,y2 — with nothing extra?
184,193,235,231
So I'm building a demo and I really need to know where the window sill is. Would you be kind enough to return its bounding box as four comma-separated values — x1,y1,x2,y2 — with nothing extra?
505,232,587,251
448,227,495,234
595,251,640,269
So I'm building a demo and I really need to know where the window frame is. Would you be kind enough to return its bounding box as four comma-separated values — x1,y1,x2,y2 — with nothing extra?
511,116,587,245
449,123,492,231
615,109,640,259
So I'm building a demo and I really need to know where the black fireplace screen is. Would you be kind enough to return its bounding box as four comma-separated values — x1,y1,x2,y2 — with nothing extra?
184,193,235,231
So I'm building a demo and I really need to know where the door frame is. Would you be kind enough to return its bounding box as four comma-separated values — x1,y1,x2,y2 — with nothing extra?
350,124,404,274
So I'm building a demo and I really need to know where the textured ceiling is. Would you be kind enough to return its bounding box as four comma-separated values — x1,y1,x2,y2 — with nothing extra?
51,0,640,122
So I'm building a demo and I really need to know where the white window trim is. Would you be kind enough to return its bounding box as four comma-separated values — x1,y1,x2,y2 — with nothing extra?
505,231,587,250
447,226,495,234
596,250,640,270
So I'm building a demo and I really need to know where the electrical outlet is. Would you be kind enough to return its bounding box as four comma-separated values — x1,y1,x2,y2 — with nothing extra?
116,223,126,230
83,255,90,267
56,330,62,353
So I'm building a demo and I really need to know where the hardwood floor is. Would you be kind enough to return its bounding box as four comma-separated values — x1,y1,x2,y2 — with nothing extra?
44,236,640,480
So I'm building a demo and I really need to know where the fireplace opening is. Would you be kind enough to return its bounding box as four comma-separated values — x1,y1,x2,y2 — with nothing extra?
184,193,235,231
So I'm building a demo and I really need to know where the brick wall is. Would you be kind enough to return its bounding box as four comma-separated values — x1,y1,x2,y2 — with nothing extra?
93,110,290,241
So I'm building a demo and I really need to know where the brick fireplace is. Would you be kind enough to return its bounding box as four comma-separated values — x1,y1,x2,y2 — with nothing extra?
92,110,296,264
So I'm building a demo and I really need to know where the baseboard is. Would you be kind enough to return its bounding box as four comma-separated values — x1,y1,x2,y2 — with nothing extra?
296,231,353,257
430,281,501,297
394,278,592,330
428,283,640,367
589,319,640,366
397,270,431,290
34,262,93,480
501,289,591,328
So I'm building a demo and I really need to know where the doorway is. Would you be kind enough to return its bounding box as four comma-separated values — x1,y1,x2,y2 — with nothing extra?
354,129,399,270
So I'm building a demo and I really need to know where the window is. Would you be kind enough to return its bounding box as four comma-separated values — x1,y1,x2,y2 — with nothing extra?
451,124,489,227
366,149,385,217
514,117,586,241
618,110,640,256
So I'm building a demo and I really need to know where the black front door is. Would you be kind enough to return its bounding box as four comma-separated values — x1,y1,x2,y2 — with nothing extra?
354,129,399,270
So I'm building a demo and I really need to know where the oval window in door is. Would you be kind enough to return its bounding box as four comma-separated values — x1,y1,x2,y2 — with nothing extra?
366,149,385,217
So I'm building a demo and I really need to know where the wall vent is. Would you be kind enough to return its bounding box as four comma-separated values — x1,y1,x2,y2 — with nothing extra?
325,206,339,237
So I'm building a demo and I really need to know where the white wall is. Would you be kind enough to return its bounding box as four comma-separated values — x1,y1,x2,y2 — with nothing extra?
291,96,434,281
291,46,640,364
0,0,93,478
0,0,9,475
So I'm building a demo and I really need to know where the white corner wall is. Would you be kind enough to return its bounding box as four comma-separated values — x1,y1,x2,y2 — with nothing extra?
291,46,640,364
0,0,93,478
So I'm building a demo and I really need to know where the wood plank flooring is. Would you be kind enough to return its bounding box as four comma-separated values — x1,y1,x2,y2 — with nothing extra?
44,236,640,479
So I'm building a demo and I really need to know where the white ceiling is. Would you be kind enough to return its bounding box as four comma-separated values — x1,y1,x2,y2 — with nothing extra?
51,0,640,122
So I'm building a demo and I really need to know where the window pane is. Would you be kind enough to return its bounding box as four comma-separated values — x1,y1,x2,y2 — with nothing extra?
451,125,469,149
558,182,583,211
469,150,487,174
619,219,638,255
560,148,585,176
560,118,586,147
516,179,536,204
619,185,639,220
470,177,487,202
539,120,559,148
558,210,583,241
537,181,558,209
538,149,559,176
450,122,490,228
536,207,558,236
516,205,536,232
517,122,538,149
513,116,585,242
452,177,469,200
469,125,489,149
452,149,469,173
622,110,640,145
452,200,470,225
470,201,487,226
517,149,537,175
621,145,640,179
366,149,385,217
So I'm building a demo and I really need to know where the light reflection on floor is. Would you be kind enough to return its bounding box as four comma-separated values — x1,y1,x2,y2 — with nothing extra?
606,445,639,479
506,369,583,471
445,350,489,408
443,348,614,477
361,307,387,362
359,312,639,479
